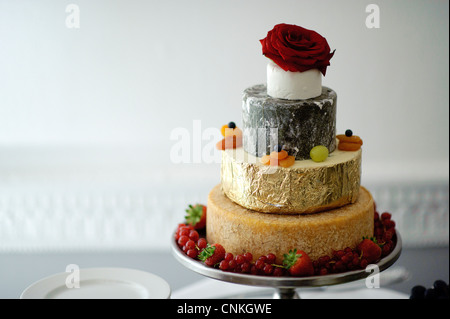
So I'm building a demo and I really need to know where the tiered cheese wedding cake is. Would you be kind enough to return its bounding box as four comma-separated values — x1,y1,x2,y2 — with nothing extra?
208,24,374,263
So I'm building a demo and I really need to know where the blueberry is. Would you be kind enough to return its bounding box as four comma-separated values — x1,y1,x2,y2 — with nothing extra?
228,122,236,129
410,285,426,299
345,129,353,137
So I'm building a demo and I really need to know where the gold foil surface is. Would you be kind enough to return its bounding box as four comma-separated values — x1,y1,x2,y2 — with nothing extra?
221,148,362,214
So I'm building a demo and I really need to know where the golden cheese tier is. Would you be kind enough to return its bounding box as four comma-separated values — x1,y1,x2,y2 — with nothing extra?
207,184,374,263
221,146,362,214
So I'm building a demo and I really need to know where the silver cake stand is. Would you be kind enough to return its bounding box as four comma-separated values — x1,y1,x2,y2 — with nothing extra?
171,231,402,299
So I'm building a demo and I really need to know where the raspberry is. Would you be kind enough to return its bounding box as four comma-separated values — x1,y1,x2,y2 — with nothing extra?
335,260,346,272
228,260,237,271
257,255,267,263
178,227,190,237
319,267,328,275
241,262,251,273
381,212,392,220
184,239,196,251
255,259,265,270
224,252,234,262
189,230,199,242
382,242,392,257
383,229,395,241
197,238,207,250
265,253,276,264
273,267,284,277
234,255,245,265
243,252,253,262
219,260,229,271
333,250,345,260
250,265,258,275
344,247,352,253
263,264,273,275
318,255,331,266
383,219,396,229
186,249,198,259
178,235,189,247
360,258,369,269
341,252,353,264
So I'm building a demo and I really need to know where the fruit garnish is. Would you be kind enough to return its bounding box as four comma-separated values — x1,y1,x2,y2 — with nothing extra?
357,237,382,263
217,122,243,150
338,142,361,151
220,124,229,137
336,134,363,144
198,243,226,267
260,155,271,165
175,207,397,277
337,133,363,151
185,204,207,230
279,155,295,168
270,149,288,160
282,249,314,276
216,134,243,150
310,145,329,162
261,146,295,168
221,121,242,137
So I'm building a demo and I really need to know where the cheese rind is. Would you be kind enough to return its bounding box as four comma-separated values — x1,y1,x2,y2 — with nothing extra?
221,146,361,214
207,184,374,263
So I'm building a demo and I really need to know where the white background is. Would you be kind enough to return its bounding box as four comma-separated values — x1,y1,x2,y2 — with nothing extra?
0,0,448,184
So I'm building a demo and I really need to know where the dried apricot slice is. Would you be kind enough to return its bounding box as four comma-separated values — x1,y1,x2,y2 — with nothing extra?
224,127,243,138
260,155,271,165
338,142,361,151
221,125,229,137
216,135,243,150
279,155,295,168
270,150,288,160
336,134,363,145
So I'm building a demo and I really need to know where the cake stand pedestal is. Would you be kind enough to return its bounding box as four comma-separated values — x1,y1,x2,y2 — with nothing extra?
171,232,402,299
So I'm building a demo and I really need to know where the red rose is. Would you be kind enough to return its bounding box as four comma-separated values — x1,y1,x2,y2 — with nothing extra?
260,23,335,76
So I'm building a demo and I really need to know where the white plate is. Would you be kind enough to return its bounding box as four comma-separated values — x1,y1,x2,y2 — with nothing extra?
20,267,171,299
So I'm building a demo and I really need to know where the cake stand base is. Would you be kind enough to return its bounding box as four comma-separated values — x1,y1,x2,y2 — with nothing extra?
171,231,402,299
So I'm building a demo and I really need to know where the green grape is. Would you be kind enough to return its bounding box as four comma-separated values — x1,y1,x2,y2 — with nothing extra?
310,145,329,162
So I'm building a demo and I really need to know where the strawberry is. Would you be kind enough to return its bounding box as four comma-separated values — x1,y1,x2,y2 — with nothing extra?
357,237,382,263
198,243,226,267
282,249,314,276
185,204,207,230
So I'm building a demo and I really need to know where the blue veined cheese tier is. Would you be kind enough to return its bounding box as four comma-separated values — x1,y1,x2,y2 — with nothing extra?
242,84,337,160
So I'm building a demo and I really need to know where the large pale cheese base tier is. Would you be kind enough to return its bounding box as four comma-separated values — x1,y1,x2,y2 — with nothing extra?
221,146,361,214
207,184,374,263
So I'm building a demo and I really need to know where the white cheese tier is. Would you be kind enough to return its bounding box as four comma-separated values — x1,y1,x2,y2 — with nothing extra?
221,146,361,214
207,184,374,263
267,61,322,100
